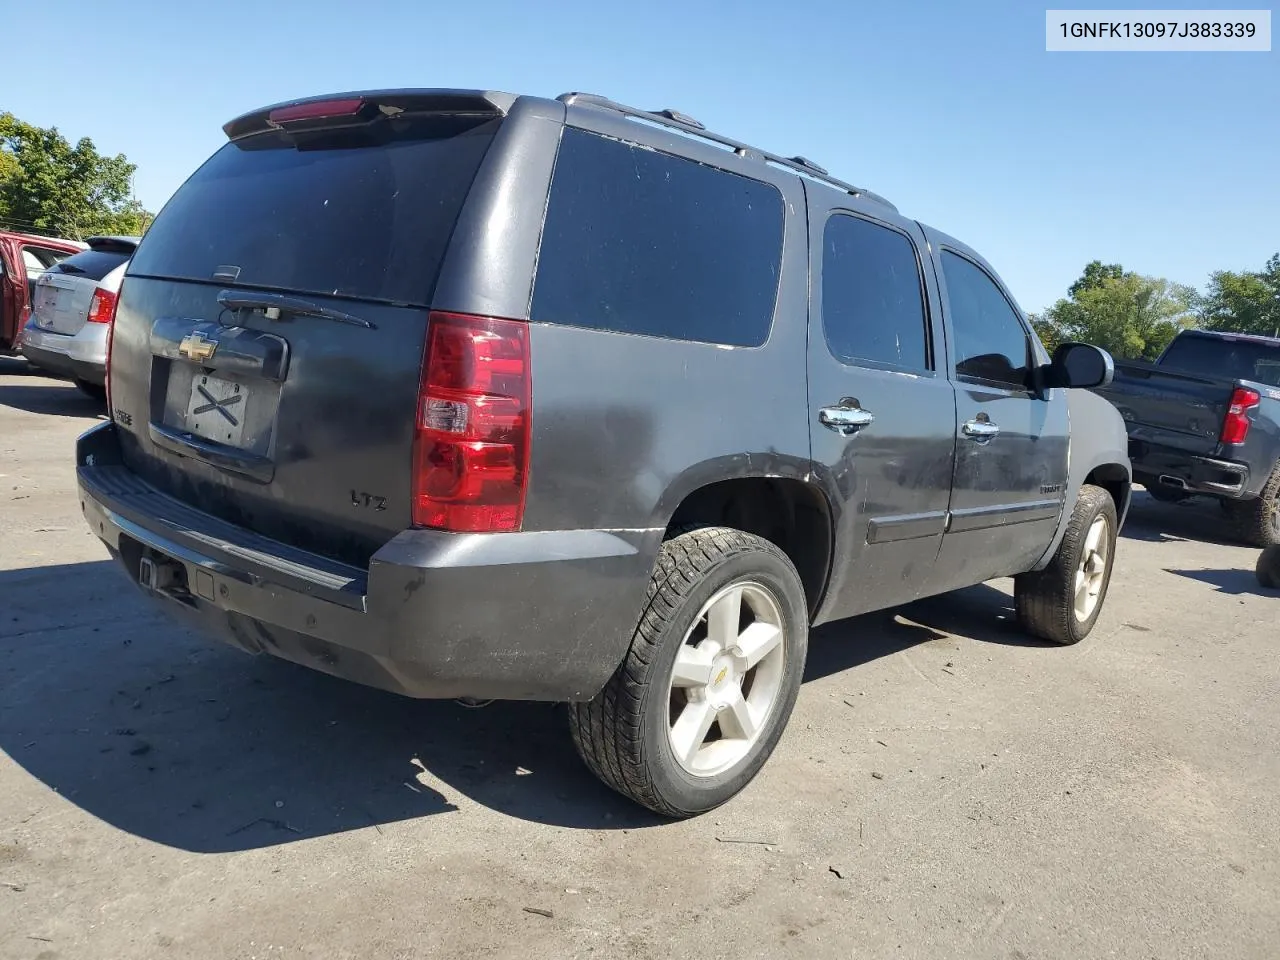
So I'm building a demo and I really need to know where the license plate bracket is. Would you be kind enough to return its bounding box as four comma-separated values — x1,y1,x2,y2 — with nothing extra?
185,373,249,446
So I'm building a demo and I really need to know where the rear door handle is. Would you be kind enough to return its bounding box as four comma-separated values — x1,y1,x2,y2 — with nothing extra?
962,418,1000,442
819,402,874,436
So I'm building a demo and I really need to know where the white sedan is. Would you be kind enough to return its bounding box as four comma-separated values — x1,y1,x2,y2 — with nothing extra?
21,235,139,398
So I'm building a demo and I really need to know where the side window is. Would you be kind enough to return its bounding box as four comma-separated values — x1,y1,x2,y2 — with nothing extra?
822,214,929,372
21,249,47,280
941,251,1031,390
33,247,73,268
531,128,785,347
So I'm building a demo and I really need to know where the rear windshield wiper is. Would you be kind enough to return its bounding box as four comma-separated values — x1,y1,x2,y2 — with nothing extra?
216,290,376,329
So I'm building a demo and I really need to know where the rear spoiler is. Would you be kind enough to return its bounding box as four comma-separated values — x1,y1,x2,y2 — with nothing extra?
222,89,517,141
85,235,141,253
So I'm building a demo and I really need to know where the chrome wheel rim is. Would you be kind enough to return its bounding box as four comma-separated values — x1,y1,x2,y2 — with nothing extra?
1074,515,1110,621
667,580,786,778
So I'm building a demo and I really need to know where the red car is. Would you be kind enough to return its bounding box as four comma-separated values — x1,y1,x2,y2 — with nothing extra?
0,230,85,354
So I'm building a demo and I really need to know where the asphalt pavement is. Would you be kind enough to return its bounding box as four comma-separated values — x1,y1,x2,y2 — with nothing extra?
2,356,1277,960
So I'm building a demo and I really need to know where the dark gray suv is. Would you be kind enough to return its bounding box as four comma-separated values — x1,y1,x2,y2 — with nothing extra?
76,89,1131,816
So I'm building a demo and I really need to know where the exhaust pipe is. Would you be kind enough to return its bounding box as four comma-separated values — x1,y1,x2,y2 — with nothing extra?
1158,475,1188,490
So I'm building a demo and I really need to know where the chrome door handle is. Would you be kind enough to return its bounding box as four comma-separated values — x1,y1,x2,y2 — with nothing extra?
962,418,1000,442
819,402,874,436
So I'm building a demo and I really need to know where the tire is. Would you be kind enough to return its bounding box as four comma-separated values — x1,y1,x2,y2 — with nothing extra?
1015,484,1118,645
569,527,808,818
1144,482,1189,503
74,379,106,401
1222,464,1280,548
1256,545,1280,589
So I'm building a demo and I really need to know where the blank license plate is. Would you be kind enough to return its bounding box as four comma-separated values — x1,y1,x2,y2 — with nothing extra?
186,374,248,446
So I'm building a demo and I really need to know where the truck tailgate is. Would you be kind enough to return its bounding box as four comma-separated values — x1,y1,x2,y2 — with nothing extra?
1096,361,1232,457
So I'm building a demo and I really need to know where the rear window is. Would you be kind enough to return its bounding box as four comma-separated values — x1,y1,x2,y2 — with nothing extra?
531,128,784,346
47,248,129,282
1161,335,1280,387
129,116,499,306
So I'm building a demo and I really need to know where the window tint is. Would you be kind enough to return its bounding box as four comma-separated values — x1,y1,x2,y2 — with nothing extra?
531,128,784,346
1160,334,1280,387
941,251,1031,389
46,248,130,282
129,116,499,305
33,246,73,266
822,215,928,371
21,249,46,277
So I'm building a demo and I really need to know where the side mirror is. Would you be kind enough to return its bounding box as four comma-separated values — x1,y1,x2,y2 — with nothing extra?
1043,342,1113,389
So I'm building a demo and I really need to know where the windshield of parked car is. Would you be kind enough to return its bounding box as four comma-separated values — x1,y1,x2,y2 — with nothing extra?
1160,335,1280,387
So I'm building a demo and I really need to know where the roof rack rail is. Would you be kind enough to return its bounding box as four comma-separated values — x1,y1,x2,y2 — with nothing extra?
556,92,896,211
653,107,705,130
787,156,828,176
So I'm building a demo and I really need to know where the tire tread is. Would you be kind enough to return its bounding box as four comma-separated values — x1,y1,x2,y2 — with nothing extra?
569,526,797,817
1015,484,1116,645
1223,463,1280,548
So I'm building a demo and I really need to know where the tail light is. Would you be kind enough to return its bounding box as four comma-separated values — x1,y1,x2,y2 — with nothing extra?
86,287,118,324
1221,386,1260,445
104,283,122,414
411,311,531,532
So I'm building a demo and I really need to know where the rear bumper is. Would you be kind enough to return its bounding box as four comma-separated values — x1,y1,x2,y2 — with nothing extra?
1129,440,1253,498
21,321,109,385
76,421,657,701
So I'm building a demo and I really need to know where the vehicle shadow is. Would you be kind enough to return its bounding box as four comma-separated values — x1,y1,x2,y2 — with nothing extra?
1,561,1048,853
0,357,105,418
805,582,1050,682
1165,567,1275,596
1120,491,1239,547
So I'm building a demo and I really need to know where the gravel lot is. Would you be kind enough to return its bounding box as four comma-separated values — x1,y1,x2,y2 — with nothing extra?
2,357,1278,960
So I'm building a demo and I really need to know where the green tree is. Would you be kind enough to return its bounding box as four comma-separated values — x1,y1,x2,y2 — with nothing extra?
1035,263,1196,360
1068,260,1125,298
1028,311,1064,354
0,113,151,238
1200,254,1280,337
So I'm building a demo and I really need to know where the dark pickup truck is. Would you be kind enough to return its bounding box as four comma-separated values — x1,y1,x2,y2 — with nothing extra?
1096,329,1280,545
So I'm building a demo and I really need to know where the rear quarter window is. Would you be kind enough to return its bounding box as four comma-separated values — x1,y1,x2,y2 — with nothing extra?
46,248,131,282
531,128,784,347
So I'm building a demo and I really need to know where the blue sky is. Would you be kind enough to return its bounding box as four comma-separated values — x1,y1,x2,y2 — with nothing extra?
5,0,1276,311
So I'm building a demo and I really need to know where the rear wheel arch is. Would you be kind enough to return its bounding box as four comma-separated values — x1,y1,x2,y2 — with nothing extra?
663,476,833,620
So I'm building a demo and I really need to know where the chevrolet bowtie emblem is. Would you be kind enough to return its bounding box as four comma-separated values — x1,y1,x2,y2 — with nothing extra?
179,332,218,363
